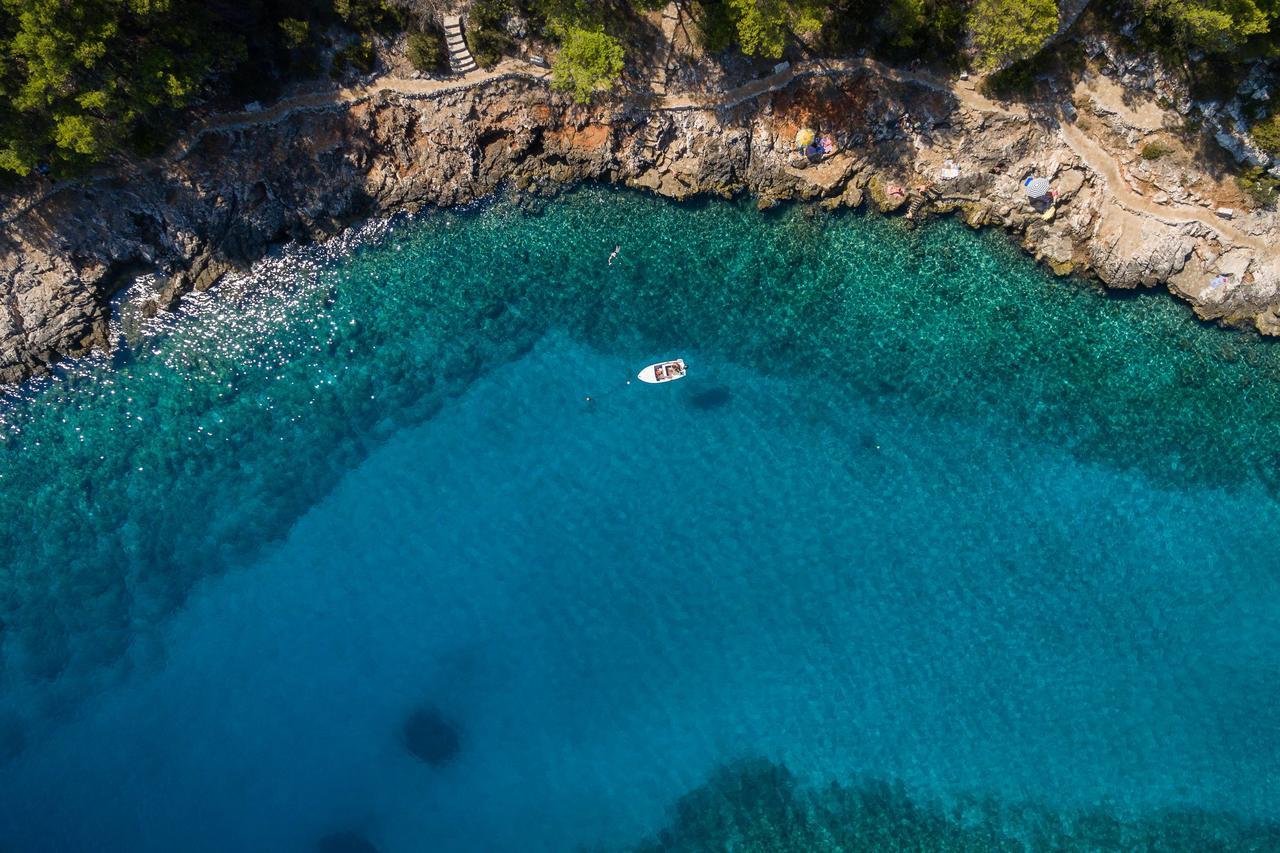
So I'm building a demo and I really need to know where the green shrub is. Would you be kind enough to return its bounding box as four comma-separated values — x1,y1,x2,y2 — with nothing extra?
333,37,378,76
279,18,311,49
334,0,401,34
1238,165,1279,207
407,30,446,72
1251,111,1280,155
683,0,826,58
1132,0,1274,53
1141,140,1174,159
726,0,824,58
694,0,738,52
882,0,927,48
467,0,515,68
551,26,625,103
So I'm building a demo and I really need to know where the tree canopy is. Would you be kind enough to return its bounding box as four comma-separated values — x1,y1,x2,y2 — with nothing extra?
969,0,1059,70
695,0,825,58
551,25,624,102
4,0,1277,179
1136,0,1277,52
0,0,229,175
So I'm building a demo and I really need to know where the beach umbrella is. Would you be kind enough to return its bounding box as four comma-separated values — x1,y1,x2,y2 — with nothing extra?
795,128,815,149
1023,176,1051,198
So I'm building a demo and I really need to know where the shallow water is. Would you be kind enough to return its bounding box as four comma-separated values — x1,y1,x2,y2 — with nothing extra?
1,189,1278,851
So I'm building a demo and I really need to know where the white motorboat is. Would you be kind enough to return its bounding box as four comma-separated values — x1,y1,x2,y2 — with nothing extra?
637,358,687,384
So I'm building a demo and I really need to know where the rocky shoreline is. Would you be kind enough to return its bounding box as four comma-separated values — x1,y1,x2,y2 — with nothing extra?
3,39,1279,386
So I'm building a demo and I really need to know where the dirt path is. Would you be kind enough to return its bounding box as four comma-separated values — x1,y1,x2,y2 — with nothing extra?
171,59,549,160
1058,119,1273,254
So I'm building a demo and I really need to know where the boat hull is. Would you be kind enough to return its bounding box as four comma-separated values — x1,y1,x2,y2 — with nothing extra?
637,359,687,384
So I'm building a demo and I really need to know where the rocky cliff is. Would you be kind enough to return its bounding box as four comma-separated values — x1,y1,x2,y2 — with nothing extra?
2,51,1278,386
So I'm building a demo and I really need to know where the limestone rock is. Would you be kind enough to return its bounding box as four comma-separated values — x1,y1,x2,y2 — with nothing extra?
1088,212,1196,287
867,176,906,213
1256,305,1280,336
1054,168,1086,202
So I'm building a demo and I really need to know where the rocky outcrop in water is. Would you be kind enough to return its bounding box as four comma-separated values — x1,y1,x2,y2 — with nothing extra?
3,41,1280,385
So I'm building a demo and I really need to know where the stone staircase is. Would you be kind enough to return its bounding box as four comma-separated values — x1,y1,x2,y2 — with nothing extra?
905,184,942,222
905,194,928,221
443,15,478,75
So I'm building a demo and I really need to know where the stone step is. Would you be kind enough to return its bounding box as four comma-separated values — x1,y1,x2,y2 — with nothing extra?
440,13,479,75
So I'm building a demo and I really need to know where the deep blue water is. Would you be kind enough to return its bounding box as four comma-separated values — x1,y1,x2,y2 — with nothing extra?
1,189,1278,851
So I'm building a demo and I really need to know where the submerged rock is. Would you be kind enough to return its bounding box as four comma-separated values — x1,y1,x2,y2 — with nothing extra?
632,757,1280,852
403,706,461,766
316,831,379,853
0,712,27,763
686,386,732,410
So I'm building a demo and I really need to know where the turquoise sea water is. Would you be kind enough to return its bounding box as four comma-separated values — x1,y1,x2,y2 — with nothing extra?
1,188,1279,851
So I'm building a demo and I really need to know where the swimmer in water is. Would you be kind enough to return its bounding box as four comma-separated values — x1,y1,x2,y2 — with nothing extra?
608,245,620,265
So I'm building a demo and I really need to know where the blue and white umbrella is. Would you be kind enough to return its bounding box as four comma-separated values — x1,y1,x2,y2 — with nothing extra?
1023,176,1051,198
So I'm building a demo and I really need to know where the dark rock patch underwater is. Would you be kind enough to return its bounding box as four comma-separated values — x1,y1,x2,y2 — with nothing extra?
630,758,1280,852
403,706,461,767
684,386,732,410
316,831,379,853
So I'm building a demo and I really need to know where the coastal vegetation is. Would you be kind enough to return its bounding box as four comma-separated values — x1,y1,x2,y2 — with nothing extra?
3,0,1280,176
464,0,514,67
969,0,1059,69
1250,110,1280,156
1135,0,1279,51
406,29,447,72
550,25,626,102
